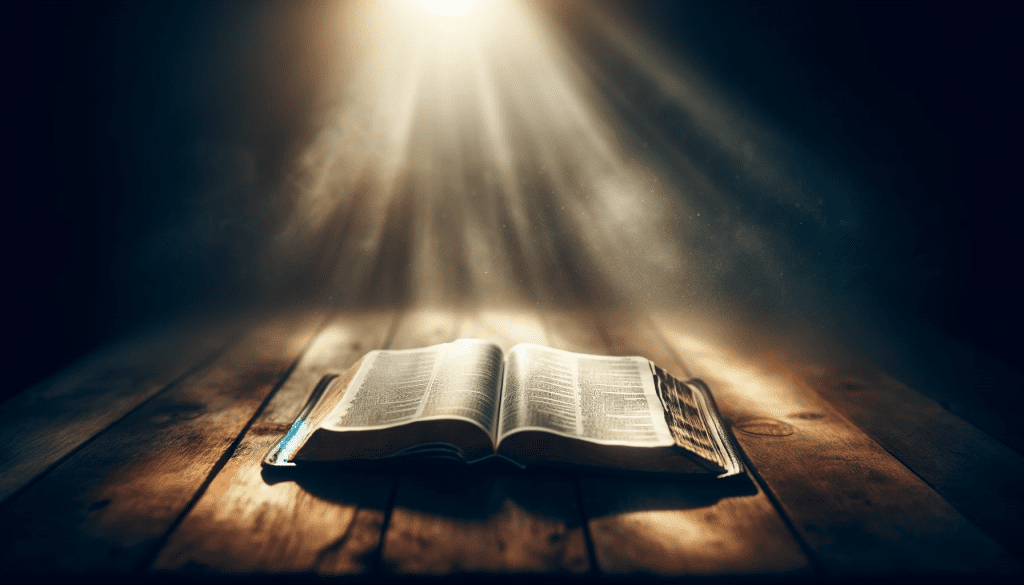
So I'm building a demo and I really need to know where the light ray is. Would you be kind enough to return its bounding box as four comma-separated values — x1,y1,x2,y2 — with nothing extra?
260,0,854,321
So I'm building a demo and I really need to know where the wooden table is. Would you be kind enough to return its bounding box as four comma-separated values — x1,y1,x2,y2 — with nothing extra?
2,305,1022,577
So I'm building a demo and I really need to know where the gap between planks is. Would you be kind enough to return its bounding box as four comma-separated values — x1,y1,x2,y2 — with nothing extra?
645,309,1020,574
730,312,1024,563
0,317,243,504
546,308,812,576
0,310,325,572
378,307,592,575
151,309,404,574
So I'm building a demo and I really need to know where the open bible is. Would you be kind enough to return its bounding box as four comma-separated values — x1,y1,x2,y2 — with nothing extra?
265,339,743,477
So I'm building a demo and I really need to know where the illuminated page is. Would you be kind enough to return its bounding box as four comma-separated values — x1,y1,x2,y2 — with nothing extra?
497,344,674,447
322,339,504,438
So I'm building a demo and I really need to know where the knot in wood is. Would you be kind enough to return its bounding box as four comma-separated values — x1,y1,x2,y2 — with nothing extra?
734,418,794,437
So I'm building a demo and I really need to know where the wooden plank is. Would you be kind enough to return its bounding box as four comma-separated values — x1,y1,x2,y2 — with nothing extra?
178,307,461,575
151,309,401,574
0,312,322,572
0,318,238,503
650,311,1021,574
545,308,810,576
380,308,590,574
782,342,1024,561
823,309,1024,454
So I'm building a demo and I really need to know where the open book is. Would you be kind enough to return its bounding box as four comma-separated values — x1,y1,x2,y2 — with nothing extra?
265,339,743,477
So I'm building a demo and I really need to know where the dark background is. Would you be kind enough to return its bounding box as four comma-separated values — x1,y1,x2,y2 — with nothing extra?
5,0,1019,400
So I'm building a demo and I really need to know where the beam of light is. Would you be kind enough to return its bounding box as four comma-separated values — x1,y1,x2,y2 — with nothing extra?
254,0,859,320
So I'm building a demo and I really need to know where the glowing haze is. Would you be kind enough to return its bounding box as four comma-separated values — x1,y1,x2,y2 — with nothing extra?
255,0,854,316
415,0,480,16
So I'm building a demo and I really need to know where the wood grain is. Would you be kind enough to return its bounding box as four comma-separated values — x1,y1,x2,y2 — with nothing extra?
822,310,1024,455
5,306,1017,576
0,312,322,572
651,312,1021,574
152,310,400,574
786,348,1024,561
380,309,590,574
0,319,236,503
546,309,810,576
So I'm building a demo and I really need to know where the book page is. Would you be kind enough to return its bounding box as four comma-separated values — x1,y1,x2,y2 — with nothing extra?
321,339,504,438
498,344,674,447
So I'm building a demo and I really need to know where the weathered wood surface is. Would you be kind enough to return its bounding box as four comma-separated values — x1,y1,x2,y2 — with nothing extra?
822,311,1024,455
779,337,1024,561
380,308,590,574
651,312,1020,574
0,319,238,503
153,310,400,574
544,309,811,576
1,307,1021,577
0,313,322,572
